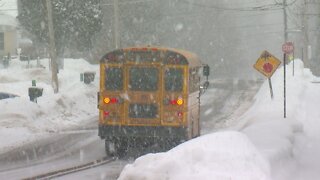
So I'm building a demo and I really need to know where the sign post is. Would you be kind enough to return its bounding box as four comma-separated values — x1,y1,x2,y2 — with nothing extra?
283,53,286,118
282,42,294,118
253,51,281,99
17,48,21,61
292,51,295,76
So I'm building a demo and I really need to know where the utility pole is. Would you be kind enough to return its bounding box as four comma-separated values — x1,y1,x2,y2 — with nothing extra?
283,0,288,119
302,0,309,67
283,0,288,43
46,0,59,93
113,0,120,49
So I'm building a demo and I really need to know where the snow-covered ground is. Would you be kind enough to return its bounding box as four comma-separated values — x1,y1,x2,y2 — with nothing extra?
1,57,320,180
0,58,99,154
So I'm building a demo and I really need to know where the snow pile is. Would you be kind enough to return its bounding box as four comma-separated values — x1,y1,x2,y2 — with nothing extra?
118,131,270,180
239,60,306,164
239,59,320,179
0,58,99,153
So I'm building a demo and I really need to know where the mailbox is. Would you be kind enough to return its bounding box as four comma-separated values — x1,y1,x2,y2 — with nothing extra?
28,87,43,103
83,71,96,84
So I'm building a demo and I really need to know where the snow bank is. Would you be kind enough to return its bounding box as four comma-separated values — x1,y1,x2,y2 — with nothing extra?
239,60,306,161
0,58,99,153
238,59,320,179
118,131,271,180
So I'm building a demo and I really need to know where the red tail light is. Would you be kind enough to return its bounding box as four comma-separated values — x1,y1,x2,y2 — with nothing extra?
170,100,177,105
104,97,123,104
104,111,110,116
166,97,184,106
110,97,118,103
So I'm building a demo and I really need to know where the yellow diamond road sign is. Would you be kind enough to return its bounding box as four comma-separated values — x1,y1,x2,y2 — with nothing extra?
254,51,281,78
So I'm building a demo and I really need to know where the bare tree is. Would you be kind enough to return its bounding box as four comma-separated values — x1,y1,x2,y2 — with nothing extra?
46,0,59,93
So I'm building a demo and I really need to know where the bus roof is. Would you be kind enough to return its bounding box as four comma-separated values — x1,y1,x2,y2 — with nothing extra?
100,46,203,67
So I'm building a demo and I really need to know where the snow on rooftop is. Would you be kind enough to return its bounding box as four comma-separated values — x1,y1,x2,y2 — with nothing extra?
0,0,17,17
0,13,17,27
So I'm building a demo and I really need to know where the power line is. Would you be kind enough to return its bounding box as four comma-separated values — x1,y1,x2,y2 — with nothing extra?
215,22,283,30
103,0,297,12
177,0,300,12
285,0,299,7
101,0,156,6
0,9,17,11
180,1,283,12
295,13,320,16
242,30,284,38
231,0,273,5
286,6,302,27
229,10,282,17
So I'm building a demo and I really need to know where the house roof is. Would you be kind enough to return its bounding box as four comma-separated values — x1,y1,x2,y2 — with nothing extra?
0,0,18,17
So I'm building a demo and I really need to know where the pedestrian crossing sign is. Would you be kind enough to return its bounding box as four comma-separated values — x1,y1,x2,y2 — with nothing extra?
254,51,281,78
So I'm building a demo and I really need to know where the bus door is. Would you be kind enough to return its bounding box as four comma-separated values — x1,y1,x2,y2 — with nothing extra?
162,66,187,126
125,64,162,125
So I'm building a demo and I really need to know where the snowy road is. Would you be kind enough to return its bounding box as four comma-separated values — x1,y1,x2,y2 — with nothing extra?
0,116,127,180
0,79,261,180
201,79,262,134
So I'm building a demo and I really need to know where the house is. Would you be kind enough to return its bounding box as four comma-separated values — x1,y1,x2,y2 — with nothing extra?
0,13,17,58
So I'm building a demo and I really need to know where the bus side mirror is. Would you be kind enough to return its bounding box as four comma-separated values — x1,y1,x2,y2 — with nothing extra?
200,81,209,95
203,65,210,77
200,65,210,95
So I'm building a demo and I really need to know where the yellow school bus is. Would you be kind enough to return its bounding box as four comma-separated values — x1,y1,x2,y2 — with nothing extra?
98,46,209,156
